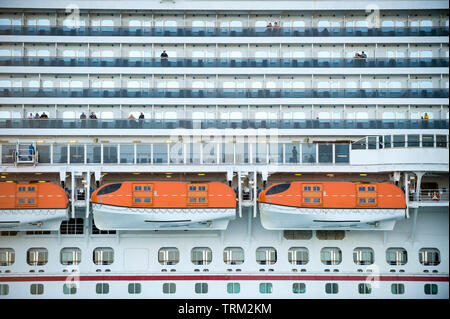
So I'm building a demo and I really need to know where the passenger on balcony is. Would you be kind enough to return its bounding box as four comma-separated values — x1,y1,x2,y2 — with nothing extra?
27,113,33,119
273,22,279,34
360,51,367,58
292,146,298,163
80,112,87,128
138,112,144,128
34,113,40,119
89,112,97,128
160,50,169,66
128,113,137,128
39,112,48,119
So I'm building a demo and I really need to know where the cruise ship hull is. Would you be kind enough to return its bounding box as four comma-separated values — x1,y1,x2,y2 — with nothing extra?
0,208,69,231
92,203,236,230
259,203,407,230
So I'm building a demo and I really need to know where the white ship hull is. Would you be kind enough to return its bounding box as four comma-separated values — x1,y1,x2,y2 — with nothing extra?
259,203,407,230
0,209,69,231
92,203,236,230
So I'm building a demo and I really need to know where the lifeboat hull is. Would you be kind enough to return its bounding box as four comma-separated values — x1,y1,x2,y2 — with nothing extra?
259,203,407,230
0,208,69,230
92,203,236,230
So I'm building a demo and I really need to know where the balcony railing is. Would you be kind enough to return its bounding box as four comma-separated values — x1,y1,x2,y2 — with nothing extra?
0,57,448,68
0,142,350,166
0,26,448,37
409,189,449,202
0,119,448,130
1,88,448,98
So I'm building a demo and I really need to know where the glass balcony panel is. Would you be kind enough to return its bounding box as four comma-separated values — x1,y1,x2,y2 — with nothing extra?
136,144,151,164
335,144,349,163
285,143,299,164
318,144,333,163
53,144,68,163
119,144,134,164
37,144,50,163
153,143,167,164
302,144,316,163
86,145,101,163
103,145,118,163
70,145,84,164
1,144,15,164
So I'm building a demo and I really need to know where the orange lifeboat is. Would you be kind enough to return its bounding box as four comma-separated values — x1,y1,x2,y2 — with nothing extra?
0,182,69,230
258,181,407,230
91,181,236,230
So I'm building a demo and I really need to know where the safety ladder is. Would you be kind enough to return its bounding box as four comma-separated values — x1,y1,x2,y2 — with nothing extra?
14,141,37,166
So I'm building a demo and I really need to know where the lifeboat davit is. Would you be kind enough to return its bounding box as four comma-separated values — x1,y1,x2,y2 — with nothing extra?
258,182,407,230
0,182,69,230
91,181,236,230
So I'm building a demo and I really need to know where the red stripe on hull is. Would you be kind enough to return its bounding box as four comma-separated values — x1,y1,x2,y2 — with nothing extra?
0,275,448,282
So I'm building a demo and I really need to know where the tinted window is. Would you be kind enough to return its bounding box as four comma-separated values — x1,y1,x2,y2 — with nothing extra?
266,183,291,195
97,183,122,195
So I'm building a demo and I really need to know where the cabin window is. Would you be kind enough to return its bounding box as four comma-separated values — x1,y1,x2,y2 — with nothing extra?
143,198,151,203
27,198,35,204
63,283,77,295
386,248,407,265
143,186,151,191
189,186,197,191
97,183,122,195
128,283,141,294
158,247,179,265
368,186,375,191
0,248,15,266
321,247,342,265
359,186,366,191
134,186,142,191
256,247,277,265
134,198,142,203
292,283,306,294
0,284,9,296
288,247,309,265
93,247,114,265
266,183,291,195
313,186,320,191
424,284,438,295
18,198,26,204
30,284,44,295
189,198,197,203
191,247,212,265
391,283,405,294
223,247,244,265
358,283,372,294
303,198,311,203
368,198,376,203
353,247,374,265
195,283,208,294
198,197,206,203
18,187,26,191
60,247,81,265
304,186,311,191
96,283,109,294
325,283,339,294
313,198,321,203
259,283,273,294
198,186,206,191
419,248,440,266
163,283,176,294
27,248,48,266
227,283,240,294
